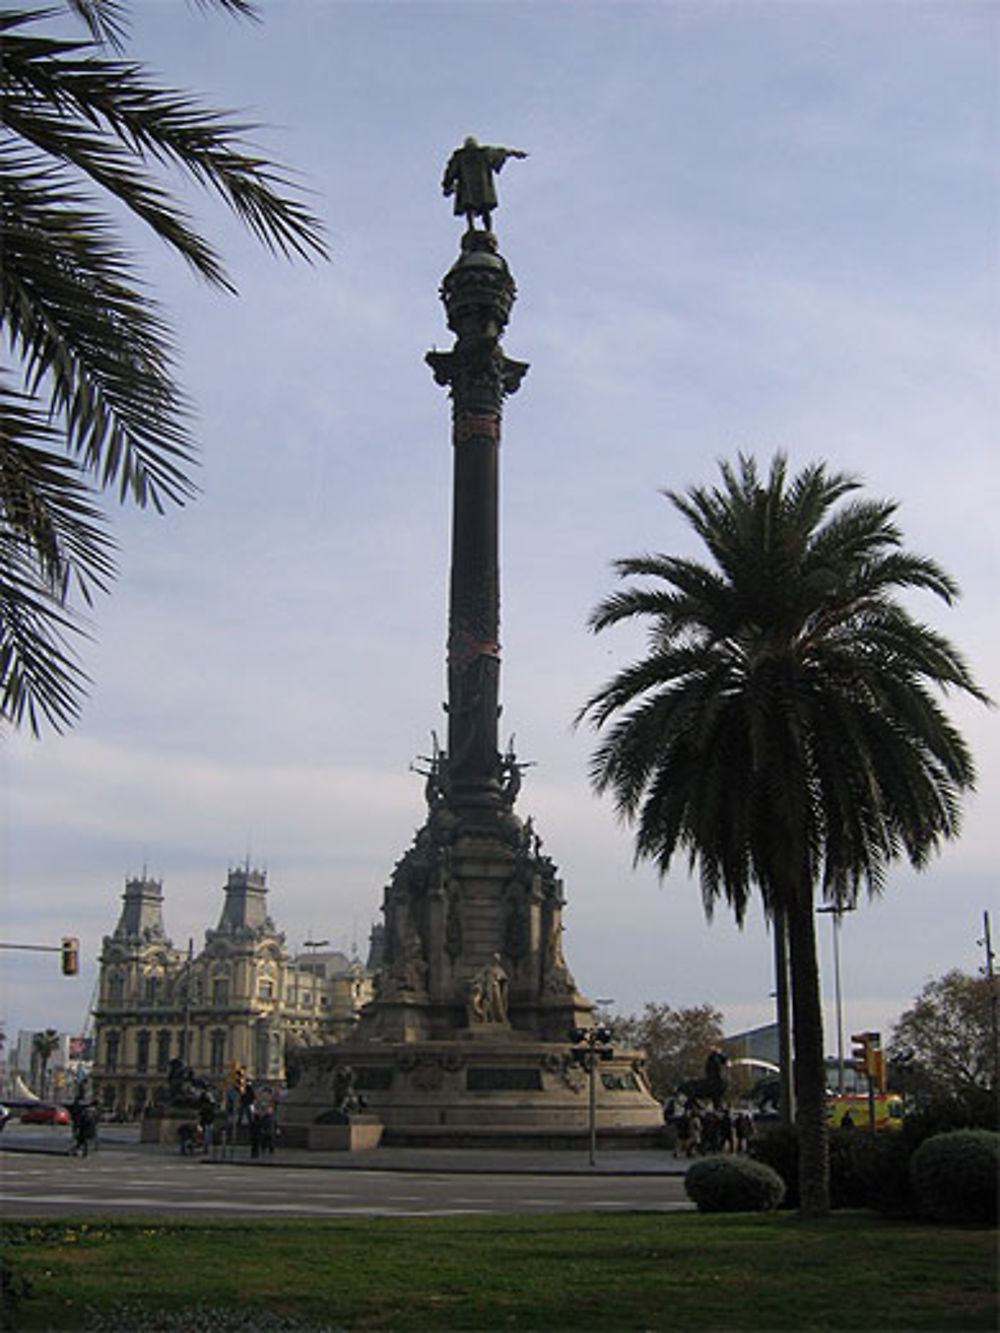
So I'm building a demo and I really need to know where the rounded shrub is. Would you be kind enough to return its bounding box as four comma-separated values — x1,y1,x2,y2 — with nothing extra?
684,1154,786,1213
909,1129,999,1224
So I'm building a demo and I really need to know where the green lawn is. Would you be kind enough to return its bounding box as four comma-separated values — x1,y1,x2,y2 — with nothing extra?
2,1211,996,1331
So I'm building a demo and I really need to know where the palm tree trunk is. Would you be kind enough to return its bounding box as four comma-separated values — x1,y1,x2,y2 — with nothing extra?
772,906,795,1125
786,892,830,1218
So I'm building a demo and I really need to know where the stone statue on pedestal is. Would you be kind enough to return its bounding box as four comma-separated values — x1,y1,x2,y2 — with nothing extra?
442,136,528,232
466,955,510,1027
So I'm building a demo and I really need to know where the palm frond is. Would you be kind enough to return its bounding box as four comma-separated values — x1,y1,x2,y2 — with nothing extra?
1,148,197,507
2,19,327,274
64,2,259,54
0,381,117,595
0,555,91,734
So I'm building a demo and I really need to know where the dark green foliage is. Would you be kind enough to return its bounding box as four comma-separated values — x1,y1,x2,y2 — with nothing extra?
684,1154,786,1213
832,1130,916,1216
869,1104,1000,1217
903,1090,999,1135
889,970,998,1111
1,1253,32,1320
909,1129,999,1224
750,1124,800,1209
579,454,989,1218
757,1115,1000,1220
753,1123,914,1215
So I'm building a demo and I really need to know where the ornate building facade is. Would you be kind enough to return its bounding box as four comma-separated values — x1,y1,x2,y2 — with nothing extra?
91,868,373,1115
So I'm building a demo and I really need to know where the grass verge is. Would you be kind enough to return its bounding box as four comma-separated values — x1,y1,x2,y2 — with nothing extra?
2,1210,997,1331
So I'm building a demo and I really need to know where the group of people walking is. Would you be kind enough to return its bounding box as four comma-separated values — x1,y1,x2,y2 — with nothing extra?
189,1079,279,1157
665,1099,756,1158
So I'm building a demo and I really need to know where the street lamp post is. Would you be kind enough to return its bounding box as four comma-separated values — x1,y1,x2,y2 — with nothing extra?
818,901,855,1095
180,937,194,1069
571,1024,614,1167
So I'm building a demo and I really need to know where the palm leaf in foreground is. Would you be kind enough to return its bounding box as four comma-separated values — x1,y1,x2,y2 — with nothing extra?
0,3,328,733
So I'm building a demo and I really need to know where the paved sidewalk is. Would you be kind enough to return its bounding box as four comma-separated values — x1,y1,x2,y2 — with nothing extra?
2,1129,687,1176
223,1144,687,1175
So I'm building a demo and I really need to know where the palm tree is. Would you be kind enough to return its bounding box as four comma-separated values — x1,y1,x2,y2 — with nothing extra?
31,1027,60,1100
1,0,327,733
578,454,989,1217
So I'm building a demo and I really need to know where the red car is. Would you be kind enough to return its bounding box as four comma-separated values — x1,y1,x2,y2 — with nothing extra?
20,1104,71,1125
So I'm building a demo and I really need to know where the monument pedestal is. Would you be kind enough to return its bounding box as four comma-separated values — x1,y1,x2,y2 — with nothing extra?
281,1035,663,1148
306,1114,384,1152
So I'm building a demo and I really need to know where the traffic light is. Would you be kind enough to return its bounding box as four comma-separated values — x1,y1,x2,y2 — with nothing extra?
870,1047,887,1093
850,1031,869,1070
851,1031,881,1079
61,936,79,976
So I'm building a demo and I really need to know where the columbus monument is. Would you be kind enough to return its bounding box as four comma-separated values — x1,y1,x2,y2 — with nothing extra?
281,141,662,1146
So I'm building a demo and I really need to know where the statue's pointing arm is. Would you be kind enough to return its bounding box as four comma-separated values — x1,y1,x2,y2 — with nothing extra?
491,147,528,171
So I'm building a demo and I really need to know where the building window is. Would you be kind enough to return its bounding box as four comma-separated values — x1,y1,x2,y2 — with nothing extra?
209,1029,226,1074
259,979,274,1000
105,1031,120,1073
136,1030,151,1073
108,973,124,1004
156,1029,172,1072
212,978,229,1007
145,974,160,1005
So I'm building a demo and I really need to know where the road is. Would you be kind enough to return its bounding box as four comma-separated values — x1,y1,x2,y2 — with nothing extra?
0,1124,691,1219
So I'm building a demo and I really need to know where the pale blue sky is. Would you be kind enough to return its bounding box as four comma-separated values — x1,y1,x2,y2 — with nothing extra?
2,1,997,1051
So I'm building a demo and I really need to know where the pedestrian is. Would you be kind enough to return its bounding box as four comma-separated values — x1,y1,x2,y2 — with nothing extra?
718,1107,735,1153
197,1086,217,1156
255,1083,277,1156
674,1106,691,1159
69,1092,97,1158
734,1110,755,1153
240,1078,256,1125
687,1109,703,1157
248,1097,263,1158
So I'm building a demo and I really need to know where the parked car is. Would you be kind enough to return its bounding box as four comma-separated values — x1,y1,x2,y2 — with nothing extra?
20,1103,71,1125
0,1104,9,1131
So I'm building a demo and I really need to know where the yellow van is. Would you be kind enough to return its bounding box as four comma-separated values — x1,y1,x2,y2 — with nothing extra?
828,1092,904,1131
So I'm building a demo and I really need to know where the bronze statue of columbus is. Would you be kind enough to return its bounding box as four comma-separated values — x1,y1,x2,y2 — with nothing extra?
442,136,528,232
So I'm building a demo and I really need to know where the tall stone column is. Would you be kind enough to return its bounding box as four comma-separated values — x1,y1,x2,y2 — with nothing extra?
427,231,528,814
278,146,664,1146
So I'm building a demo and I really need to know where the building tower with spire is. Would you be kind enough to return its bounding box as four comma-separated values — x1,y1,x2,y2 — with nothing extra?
90,869,374,1117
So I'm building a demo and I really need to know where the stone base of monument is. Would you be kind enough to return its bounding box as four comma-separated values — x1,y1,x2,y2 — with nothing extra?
140,1108,198,1147
279,1039,665,1150
306,1113,384,1152
141,1108,254,1149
